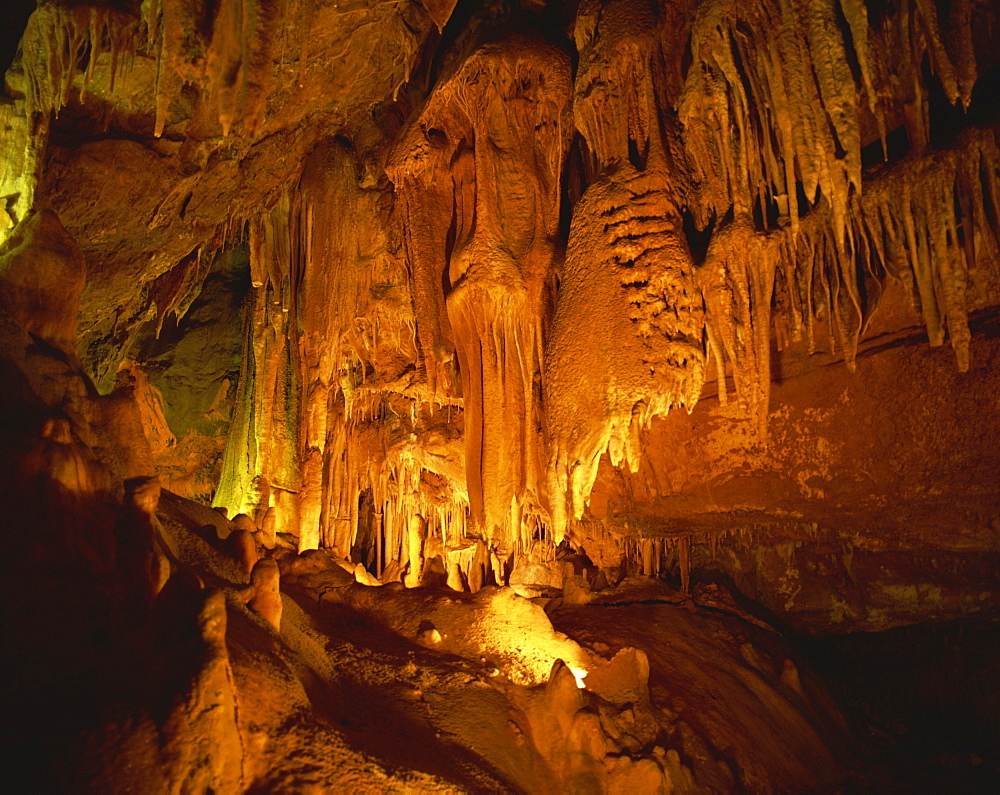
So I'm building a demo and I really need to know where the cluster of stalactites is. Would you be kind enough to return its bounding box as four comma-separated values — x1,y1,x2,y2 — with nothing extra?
1,2,140,241
702,125,1000,435
677,0,992,435
572,0,662,170
776,127,1000,374
544,0,993,540
213,196,298,532
15,0,290,138
294,140,444,553
678,0,978,243
328,441,474,587
545,0,707,541
146,0,283,137
699,214,777,433
215,139,467,560
19,0,141,121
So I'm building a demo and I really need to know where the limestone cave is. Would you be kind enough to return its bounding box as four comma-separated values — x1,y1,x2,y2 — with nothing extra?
1,0,998,791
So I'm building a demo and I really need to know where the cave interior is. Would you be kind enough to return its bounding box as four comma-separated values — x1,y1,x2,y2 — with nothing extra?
1,0,999,791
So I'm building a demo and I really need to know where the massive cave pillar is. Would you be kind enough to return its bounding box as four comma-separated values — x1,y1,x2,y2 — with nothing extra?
219,129,466,566
545,0,706,539
234,139,393,554
391,29,573,548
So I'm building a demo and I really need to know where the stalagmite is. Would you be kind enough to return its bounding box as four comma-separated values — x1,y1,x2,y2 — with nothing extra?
445,556,465,592
172,589,244,791
780,658,806,698
16,415,110,542
232,513,257,535
404,514,425,588
248,558,281,631
115,476,167,620
679,536,691,595
260,506,277,549
230,528,258,578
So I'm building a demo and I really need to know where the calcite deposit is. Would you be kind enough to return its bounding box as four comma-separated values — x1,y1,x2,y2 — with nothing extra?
1,0,998,790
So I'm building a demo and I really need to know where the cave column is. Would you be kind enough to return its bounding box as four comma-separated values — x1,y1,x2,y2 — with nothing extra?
400,34,572,547
405,514,426,588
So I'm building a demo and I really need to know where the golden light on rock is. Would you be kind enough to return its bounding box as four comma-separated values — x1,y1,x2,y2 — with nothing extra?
1,0,999,791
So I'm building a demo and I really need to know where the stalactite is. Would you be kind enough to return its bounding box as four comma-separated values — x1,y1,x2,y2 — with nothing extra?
147,0,279,137
678,0,977,237
211,133,467,566
699,125,998,433
1,2,140,241
13,0,291,140
698,214,778,433
19,0,988,591
852,129,1000,370
20,1,141,120
442,38,572,548
676,0,992,435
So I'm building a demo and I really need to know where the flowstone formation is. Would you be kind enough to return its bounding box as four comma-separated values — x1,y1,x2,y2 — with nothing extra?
2,0,999,790
390,24,574,548
547,0,707,538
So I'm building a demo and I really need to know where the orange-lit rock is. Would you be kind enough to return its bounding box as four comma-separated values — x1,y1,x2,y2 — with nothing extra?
248,557,282,631
0,209,84,354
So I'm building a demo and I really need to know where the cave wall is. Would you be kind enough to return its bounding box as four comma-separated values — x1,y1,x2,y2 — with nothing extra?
130,246,249,499
586,283,1000,632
